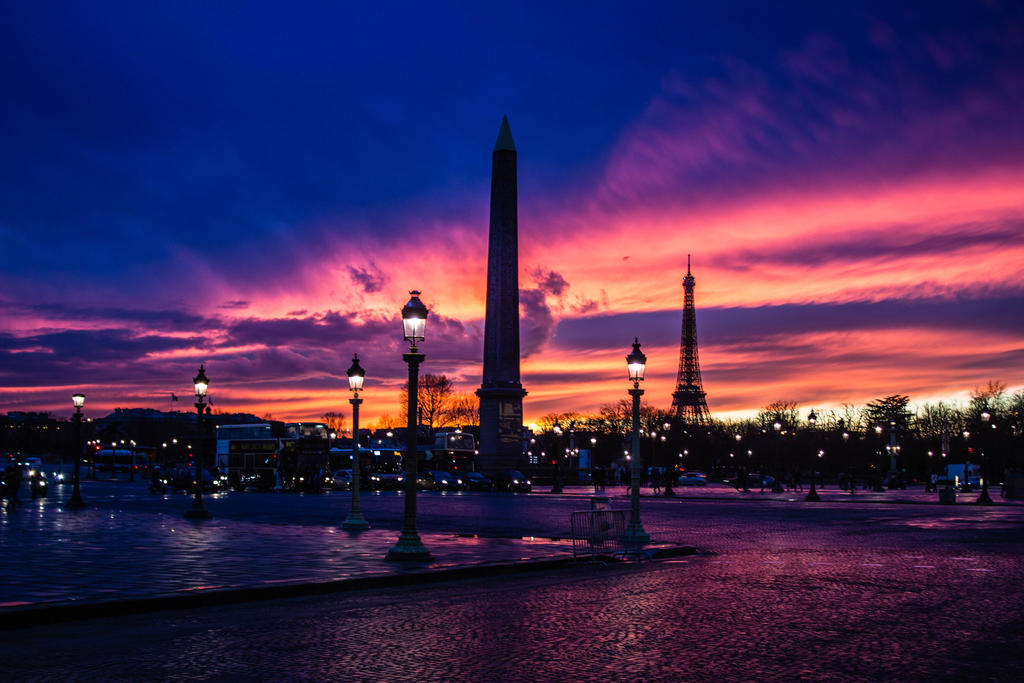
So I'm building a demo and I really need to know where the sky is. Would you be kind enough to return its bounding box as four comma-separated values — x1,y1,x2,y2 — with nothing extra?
2,1,1023,426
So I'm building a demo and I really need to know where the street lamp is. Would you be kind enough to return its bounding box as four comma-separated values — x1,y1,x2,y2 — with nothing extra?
839,419,853,496
623,337,651,549
69,393,87,509
962,430,972,492
661,433,675,497
977,410,993,505
129,439,136,482
550,422,563,494
342,353,370,530
805,409,820,501
387,291,431,561
184,364,212,520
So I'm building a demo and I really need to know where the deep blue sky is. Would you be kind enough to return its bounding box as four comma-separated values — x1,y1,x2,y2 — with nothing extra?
2,1,1022,421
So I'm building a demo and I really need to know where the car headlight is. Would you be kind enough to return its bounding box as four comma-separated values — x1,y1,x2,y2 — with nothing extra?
526,480,532,485
512,479,519,484
457,479,463,484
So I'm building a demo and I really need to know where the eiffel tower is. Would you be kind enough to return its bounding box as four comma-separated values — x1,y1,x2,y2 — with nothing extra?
671,255,711,425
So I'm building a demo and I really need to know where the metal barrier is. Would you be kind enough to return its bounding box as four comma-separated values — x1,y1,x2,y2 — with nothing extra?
570,509,626,559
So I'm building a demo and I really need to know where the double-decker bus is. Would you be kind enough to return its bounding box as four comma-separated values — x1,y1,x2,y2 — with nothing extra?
216,422,329,491
429,431,477,472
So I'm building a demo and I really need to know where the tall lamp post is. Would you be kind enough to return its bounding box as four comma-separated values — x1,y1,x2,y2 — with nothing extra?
623,338,651,549
662,424,675,497
387,291,432,561
977,410,994,505
805,410,820,501
184,364,212,520
69,393,87,509
342,354,371,530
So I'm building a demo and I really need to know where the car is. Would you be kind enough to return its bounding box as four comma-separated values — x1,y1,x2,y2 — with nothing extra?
491,470,532,492
169,466,220,493
367,471,405,490
417,471,464,491
332,469,353,491
461,471,493,491
677,470,708,486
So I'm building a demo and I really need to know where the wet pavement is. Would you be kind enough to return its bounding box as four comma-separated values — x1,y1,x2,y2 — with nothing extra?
1,478,1019,612
1,477,1022,681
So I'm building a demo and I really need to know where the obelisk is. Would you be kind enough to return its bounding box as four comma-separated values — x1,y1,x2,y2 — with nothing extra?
477,116,527,472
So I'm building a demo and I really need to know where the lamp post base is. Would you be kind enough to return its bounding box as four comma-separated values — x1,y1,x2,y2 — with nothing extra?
976,486,994,505
662,487,676,497
622,522,651,549
386,530,432,561
341,512,370,530
68,495,87,509
805,477,820,501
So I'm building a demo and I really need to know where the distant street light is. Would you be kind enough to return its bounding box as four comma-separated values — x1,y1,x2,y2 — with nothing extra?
387,291,431,561
184,364,212,520
342,354,370,530
69,394,87,509
129,439,137,482
623,338,651,549
805,409,820,502
977,409,993,505
551,422,563,494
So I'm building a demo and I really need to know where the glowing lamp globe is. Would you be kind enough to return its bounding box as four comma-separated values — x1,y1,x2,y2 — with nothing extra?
193,364,210,399
626,337,646,384
347,353,365,393
401,291,428,345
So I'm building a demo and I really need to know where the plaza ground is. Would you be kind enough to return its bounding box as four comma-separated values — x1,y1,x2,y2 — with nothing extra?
1,479,1022,680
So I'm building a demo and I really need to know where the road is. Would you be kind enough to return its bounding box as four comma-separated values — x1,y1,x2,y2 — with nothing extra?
2,482,1022,680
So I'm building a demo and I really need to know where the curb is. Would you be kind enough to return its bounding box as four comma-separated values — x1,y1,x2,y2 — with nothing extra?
626,493,1022,506
0,546,694,631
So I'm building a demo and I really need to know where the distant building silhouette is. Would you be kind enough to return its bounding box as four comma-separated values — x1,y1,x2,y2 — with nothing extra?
671,255,710,425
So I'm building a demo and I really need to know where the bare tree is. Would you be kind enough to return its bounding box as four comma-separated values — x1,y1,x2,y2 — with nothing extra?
970,380,1008,416
371,413,400,430
446,394,480,428
321,411,347,435
399,373,455,433
914,402,961,441
758,401,799,431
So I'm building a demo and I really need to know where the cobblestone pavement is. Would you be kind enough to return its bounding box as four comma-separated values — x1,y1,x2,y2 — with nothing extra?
2,506,1023,682
1,479,1021,612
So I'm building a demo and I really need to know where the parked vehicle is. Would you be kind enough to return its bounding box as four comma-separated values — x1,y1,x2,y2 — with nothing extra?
368,470,405,490
461,471,493,491
332,469,353,491
169,466,220,493
492,470,532,492
677,470,708,486
418,471,464,491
